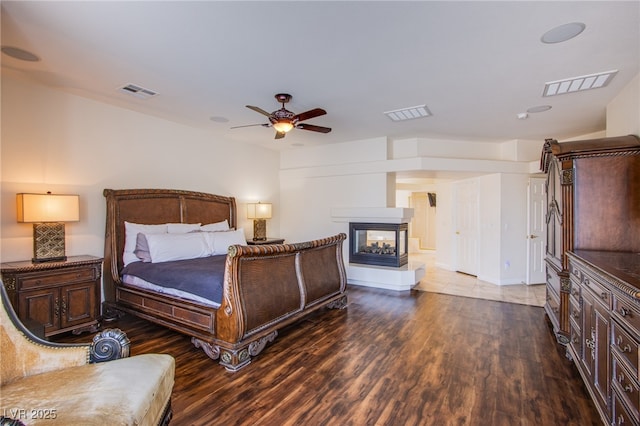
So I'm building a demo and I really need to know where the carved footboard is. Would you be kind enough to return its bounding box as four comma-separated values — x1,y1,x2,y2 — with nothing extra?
200,234,348,371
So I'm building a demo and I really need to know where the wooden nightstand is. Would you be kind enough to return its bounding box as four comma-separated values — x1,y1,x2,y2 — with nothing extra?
1,255,103,337
247,238,285,245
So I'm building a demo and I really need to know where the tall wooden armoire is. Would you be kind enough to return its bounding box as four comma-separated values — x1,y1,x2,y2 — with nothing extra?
540,135,640,345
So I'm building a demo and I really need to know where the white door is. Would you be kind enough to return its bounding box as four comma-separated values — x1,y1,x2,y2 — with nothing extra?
526,177,546,284
455,179,479,276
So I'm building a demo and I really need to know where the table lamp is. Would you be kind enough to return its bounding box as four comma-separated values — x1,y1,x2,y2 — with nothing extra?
247,202,272,241
16,192,80,262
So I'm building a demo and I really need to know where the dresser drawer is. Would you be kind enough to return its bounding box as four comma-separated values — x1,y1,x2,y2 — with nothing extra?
569,294,581,325
613,353,640,421
614,295,640,337
612,320,640,377
569,316,582,357
19,267,97,290
546,266,561,298
613,389,638,426
581,275,612,310
545,285,560,326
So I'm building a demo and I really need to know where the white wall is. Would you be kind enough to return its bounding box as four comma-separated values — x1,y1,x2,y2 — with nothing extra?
0,74,280,262
280,137,392,243
607,73,640,137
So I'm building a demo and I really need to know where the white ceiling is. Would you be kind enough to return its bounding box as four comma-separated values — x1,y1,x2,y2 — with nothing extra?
1,1,638,152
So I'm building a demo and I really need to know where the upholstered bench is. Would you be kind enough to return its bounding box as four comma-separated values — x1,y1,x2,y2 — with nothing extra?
0,281,175,425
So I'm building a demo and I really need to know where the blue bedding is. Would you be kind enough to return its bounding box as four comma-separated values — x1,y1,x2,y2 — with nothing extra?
122,255,226,304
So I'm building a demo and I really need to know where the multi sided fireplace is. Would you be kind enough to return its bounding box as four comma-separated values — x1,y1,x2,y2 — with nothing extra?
349,222,408,267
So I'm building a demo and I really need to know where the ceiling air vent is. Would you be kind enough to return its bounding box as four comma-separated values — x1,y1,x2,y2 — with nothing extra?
543,70,618,97
119,84,158,100
384,105,431,122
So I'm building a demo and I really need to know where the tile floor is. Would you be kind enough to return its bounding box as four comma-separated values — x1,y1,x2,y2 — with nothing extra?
411,251,547,307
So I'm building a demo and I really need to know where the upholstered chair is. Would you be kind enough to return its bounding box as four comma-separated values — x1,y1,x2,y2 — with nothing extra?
0,281,175,425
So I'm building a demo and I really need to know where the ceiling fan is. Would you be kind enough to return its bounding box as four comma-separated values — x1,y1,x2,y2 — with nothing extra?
232,93,331,139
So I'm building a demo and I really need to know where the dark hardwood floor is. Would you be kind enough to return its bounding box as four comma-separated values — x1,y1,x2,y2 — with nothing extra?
55,286,602,425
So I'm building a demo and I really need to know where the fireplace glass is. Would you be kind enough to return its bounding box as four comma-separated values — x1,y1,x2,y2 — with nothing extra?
349,222,408,267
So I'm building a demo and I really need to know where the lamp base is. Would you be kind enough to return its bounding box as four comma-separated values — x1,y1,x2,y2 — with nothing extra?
252,219,267,241
32,223,67,263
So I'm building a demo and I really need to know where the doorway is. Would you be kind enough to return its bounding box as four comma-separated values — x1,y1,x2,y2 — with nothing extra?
409,192,436,250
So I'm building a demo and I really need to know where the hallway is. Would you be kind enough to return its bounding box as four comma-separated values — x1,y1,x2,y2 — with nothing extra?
411,252,547,307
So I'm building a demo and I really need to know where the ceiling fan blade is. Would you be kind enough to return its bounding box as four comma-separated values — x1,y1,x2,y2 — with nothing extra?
230,123,270,129
294,108,326,122
296,123,332,133
274,131,286,140
246,105,273,117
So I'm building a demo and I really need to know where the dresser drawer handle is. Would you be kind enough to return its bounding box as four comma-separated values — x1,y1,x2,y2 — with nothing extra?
619,307,631,317
600,292,608,301
624,384,634,393
617,343,632,353
618,414,626,425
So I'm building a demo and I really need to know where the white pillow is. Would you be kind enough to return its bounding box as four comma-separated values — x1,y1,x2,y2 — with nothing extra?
206,228,247,255
167,223,201,233
123,222,168,266
144,232,212,263
200,220,230,232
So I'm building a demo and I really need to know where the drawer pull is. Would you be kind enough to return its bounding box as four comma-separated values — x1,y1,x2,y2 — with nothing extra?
572,310,579,319
618,374,634,393
617,343,632,353
615,335,633,354
600,292,608,301
618,414,625,425
619,307,631,317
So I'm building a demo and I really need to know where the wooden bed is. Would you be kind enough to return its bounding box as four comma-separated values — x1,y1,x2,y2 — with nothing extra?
103,188,347,371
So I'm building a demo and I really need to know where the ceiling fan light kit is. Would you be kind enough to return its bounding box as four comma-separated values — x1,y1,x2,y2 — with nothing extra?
235,93,331,140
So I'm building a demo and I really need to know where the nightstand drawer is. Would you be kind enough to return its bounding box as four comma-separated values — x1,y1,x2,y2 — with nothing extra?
19,267,96,290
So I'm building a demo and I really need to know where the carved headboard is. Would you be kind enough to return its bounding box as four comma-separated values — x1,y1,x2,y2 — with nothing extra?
102,188,237,303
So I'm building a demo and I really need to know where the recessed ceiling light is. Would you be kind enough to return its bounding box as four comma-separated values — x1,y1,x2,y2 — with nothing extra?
543,70,618,97
384,105,431,122
527,105,552,113
1,46,40,62
541,22,586,44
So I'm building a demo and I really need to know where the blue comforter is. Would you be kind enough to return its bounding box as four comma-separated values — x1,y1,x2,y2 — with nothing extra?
122,255,226,304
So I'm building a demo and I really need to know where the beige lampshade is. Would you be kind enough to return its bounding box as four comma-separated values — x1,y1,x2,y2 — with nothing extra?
16,193,80,223
246,202,272,219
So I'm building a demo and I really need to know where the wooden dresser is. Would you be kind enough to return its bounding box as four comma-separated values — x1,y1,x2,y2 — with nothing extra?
540,134,640,424
568,250,640,425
